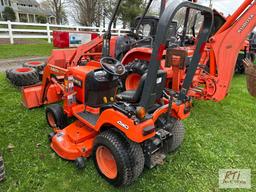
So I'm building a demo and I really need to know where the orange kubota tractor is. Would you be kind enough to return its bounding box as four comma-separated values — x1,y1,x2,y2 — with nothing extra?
21,0,256,187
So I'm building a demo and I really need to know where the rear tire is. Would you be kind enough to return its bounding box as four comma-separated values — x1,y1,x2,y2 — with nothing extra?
46,104,67,131
157,116,185,153
7,67,39,86
0,154,5,182
92,130,144,187
124,60,148,91
164,120,185,153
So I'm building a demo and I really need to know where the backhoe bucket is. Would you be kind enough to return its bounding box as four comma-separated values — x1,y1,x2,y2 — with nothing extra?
244,58,256,97
22,84,62,109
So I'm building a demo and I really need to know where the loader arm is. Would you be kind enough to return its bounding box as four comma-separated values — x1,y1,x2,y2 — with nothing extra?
39,64,69,104
209,0,256,101
71,36,104,67
22,64,69,109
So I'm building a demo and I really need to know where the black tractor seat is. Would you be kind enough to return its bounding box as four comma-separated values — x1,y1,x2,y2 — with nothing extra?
116,70,167,103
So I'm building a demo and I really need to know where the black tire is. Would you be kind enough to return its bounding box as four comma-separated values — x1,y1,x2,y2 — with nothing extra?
48,132,55,142
7,67,40,86
45,104,67,130
235,53,245,74
5,69,12,81
23,61,46,72
127,60,148,75
123,60,148,91
164,120,185,153
156,116,185,153
0,154,5,182
92,130,144,187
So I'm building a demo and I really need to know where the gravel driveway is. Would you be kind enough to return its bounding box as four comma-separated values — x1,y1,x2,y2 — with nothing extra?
0,56,48,72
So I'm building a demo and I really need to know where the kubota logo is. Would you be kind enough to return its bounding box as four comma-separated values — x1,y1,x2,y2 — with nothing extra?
238,14,254,33
50,67,60,73
117,121,129,129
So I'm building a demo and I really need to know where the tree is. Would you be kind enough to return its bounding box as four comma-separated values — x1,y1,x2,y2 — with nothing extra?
46,0,66,24
70,0,101,26
119,0,146,28
70,0,147,28
36,15,47,23
102,0,147,28
2,7,16,21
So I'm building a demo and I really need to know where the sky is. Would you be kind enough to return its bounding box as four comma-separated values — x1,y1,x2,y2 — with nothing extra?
197,0,244,16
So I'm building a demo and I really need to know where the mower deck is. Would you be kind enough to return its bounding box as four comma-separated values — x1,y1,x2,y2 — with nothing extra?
51,120,97,160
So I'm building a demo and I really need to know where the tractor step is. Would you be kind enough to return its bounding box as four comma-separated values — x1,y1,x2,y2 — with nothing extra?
77,111,99,126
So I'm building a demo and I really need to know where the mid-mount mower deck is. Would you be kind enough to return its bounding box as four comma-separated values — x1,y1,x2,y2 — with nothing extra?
16,0,256,187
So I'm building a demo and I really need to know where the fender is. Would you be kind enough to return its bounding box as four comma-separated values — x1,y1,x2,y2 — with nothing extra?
121,47,152,64
95,108,155,143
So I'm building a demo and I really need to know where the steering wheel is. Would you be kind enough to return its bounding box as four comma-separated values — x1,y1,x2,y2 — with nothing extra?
100,57,125,76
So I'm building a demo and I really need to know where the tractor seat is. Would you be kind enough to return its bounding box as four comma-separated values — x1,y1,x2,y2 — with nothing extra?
116,70,166,103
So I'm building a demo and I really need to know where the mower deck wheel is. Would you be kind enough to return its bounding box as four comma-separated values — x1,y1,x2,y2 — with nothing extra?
75,157,85,169
48,132,55,142
92,130,144,187
46,104,67,131
0,154,5,182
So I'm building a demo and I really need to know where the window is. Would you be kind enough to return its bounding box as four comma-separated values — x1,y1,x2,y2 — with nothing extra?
3,0,9,6
1,0,3,6
139,24,151,37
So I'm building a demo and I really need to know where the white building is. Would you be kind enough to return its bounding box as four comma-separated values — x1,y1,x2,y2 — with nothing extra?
0,0,56,23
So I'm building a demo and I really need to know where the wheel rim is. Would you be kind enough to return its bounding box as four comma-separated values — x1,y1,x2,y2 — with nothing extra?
96,146,117,179
15,67,32,73
47,112,57,128
125,73,141,90
28,61,42,65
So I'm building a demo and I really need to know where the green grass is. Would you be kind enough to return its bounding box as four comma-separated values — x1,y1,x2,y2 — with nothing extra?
0,44,54,59
0,74,255,191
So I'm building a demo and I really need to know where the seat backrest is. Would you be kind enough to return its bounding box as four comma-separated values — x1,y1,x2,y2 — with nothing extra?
133,70,167,104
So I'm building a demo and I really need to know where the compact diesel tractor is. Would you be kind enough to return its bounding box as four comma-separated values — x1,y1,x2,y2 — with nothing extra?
20,0,256,187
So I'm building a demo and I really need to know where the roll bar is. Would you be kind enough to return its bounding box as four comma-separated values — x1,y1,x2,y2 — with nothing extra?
140,0,214,109
102,0,122,57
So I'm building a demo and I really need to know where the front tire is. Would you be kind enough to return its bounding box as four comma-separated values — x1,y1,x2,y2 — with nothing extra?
45,104,67,131
92,130,144,187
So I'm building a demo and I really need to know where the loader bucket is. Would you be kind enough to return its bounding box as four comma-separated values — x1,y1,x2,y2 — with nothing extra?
22,84,62,109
